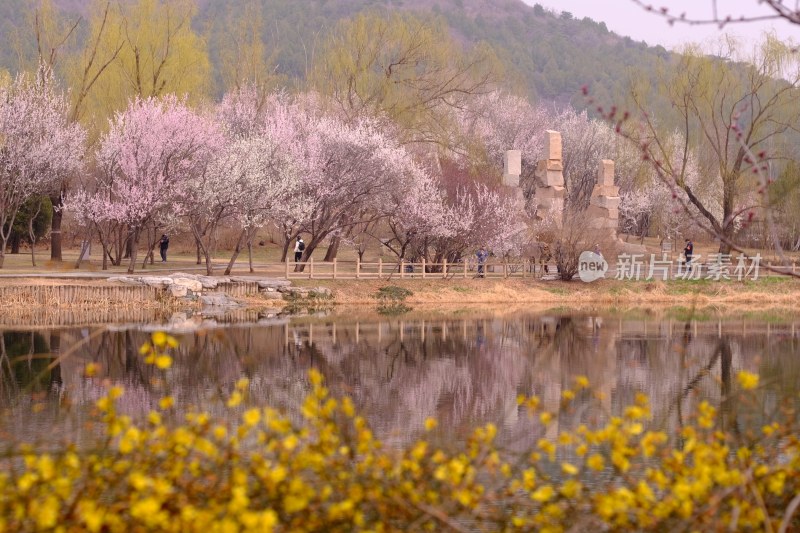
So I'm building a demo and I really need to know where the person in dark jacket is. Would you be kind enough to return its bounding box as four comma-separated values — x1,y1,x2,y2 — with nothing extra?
159,234,170,262
476,247,489,278
683,239,693,264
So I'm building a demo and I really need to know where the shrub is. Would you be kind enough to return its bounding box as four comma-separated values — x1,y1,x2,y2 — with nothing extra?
0,335,798,532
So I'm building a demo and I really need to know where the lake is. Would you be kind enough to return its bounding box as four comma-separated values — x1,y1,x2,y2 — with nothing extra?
1,306,798,450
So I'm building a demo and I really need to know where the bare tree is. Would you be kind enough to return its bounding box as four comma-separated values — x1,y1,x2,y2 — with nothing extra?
631,0,800,28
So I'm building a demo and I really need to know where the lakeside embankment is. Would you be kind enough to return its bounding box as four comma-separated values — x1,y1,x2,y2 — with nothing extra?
1,275,799,311
293,277,800,307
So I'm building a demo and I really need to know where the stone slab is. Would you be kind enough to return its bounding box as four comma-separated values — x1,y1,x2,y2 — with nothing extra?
168,285,188,298
108,276,143,286
257,279,292,289
260,291,284,300
502,173,520,187
537,197,565,213
544,169,565,187
535,164,565,187
591,185,620,197
587,205,619,220
535,185,566,199
590,196,621,209
200,293,240,307
597,159,615,187
545,130,562,161
536,159,564,173
504,150,521,176
171,278,203,293
141,277,174,288
545,160,563,172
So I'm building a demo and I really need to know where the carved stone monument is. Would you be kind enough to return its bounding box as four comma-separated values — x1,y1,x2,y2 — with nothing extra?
534,130,565,227
587,159,621,238
503,150,521,187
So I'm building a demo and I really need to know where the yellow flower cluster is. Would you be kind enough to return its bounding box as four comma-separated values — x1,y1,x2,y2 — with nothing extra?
0,337,798,532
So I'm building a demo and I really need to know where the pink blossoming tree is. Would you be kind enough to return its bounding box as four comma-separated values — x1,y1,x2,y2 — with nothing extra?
68,96,222,273
0,67,85,268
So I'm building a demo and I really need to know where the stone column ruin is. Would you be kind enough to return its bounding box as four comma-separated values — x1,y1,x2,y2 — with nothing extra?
534,130,566,228
587,159,620,241
503,150,521,187
503,131,621,242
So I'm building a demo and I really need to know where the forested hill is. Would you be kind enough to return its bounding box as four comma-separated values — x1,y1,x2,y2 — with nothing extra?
0,0,671,106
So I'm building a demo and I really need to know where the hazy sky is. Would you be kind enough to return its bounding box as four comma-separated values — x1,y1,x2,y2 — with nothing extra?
525,0,799,49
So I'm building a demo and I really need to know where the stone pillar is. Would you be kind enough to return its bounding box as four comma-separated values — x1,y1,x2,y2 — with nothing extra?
534,130,565,227
587,159,620,238
503,150,521,187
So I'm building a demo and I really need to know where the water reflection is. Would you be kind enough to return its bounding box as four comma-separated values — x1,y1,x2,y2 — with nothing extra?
1,310,798,449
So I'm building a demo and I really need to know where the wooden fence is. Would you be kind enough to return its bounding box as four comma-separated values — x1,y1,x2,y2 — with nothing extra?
283,258,553,280
281,257,799,281
0,284,162,308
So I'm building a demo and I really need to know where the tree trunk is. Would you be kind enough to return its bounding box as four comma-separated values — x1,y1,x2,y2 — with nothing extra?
196,238,202,265
718,224,735,254
29,206,41,267
248,240,254,273
719,338,734,433
49,191,64,262
114,228,125,266
126,232,139,274
323,235,341,262
124,230,133,259
49,332,62,390
281,238,291,262
141,235,157,269
204,248,214,276
224,229,247,276
10,234,20,254
74,237,90,269
0,249,5,268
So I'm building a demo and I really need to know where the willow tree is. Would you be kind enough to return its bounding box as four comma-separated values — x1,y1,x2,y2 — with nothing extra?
310,11,501,260
213,0,284,95
27,0,124,261
311,11,500,145
20,0,209,261
627,34,800,253
75,0,210,124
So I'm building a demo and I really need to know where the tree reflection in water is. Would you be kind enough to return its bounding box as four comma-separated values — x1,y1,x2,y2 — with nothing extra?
0,311,798,448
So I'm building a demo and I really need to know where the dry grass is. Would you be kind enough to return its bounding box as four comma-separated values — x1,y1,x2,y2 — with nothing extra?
294,277,800,307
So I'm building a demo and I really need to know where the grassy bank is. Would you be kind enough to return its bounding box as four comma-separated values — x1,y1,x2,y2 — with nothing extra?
291,277,800,307
1,276,798,315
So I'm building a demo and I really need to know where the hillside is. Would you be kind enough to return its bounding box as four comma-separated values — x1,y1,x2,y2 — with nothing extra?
199,0,670,106
0,0,671,107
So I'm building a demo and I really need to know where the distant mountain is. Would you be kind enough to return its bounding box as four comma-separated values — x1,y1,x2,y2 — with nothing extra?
0,0,671,107
199,0,671,106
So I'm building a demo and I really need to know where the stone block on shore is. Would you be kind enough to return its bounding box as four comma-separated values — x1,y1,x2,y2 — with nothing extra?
261,291,284,300
257,279,292,290
108,276,144,286
169,284,188,298
142,277,174,288
200,293,240,307
171,278,203,293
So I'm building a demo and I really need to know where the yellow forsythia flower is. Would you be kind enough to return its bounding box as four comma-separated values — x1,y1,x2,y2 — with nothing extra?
737,371,759,390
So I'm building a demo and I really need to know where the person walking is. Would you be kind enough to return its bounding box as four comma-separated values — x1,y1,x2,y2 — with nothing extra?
476,247,489,278
159,234,170,263
683,238,693,264
294,236,305,263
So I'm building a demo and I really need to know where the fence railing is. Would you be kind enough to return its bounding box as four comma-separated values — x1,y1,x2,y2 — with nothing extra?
283,258,555,280
280,257,799,280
